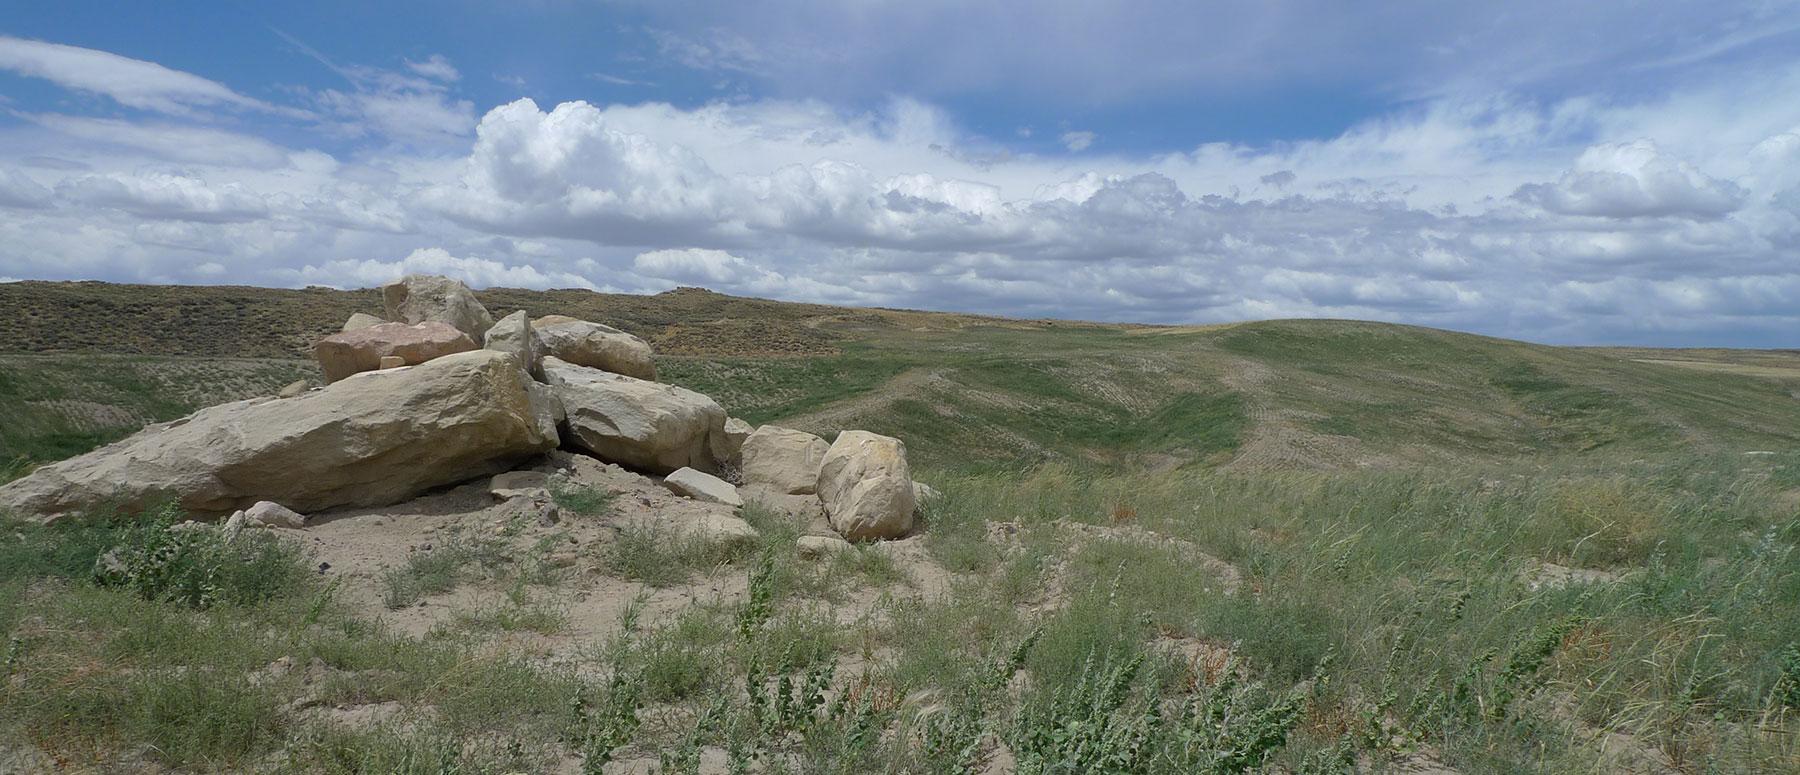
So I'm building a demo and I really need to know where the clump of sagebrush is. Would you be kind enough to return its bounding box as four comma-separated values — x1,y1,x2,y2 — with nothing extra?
379,525,554,609
92,505,309,609
605,522,752,587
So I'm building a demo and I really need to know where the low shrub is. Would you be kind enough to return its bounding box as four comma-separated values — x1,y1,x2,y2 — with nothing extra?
92,506,311,609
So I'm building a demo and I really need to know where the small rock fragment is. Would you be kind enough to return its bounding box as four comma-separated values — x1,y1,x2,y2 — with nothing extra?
663,467,744,507
796,534,852,559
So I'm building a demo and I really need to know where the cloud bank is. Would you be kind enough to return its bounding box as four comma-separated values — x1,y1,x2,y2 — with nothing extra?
1,33,1798,346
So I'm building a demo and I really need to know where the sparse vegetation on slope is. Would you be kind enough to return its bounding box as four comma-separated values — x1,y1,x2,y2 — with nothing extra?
0,354,317,479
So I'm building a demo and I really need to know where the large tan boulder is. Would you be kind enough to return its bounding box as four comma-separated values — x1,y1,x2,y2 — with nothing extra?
740,426,828,495
483,310,539,375
541,357,724,475
313,321,476,382
0,350,557,522
383,274,494,340
817,431,916,541
533,315,657,380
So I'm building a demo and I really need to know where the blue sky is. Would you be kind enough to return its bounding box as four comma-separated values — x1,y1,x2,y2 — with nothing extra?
2,2,1799,346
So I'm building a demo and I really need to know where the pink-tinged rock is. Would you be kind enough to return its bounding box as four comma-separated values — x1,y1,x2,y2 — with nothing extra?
313,321,476,382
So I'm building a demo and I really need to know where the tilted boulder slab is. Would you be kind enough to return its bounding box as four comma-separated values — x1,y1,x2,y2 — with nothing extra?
0,350,558,522
541,357,725,475
489,470,549,500
817,431,917,541
533,315,657,381
663,467,743,507
341,312,387,332
313,321,477,383
740,425,829,495
483,310,540,376
382,274,495,341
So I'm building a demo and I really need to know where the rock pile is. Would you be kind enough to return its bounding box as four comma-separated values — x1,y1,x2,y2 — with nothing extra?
0,274,926,547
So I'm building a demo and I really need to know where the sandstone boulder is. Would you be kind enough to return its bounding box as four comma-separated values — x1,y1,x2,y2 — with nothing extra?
664,467,743,507
342,312,387,332
716,417,754,469
382,274,494,340
817,431,916,541
483,310,539,376
740,426,828,495
244,501,305,529
541,357,725,475
524,380,565,444
313,321,476,382
277,380,311,399
533,315,656,380
0,350,558,521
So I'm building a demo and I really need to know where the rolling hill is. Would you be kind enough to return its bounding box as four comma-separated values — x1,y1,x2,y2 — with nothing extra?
3,280,1798,476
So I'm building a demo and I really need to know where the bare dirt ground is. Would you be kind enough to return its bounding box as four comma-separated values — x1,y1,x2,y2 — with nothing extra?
292,451,960,667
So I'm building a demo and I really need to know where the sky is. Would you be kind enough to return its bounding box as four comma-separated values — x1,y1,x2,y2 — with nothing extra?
2,2,1799,346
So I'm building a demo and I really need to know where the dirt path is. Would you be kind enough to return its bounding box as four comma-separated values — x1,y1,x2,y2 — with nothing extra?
776,367,947,433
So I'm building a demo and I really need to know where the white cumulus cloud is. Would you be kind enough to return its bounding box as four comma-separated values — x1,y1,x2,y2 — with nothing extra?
1514,139,1745,219
292,247,600,290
